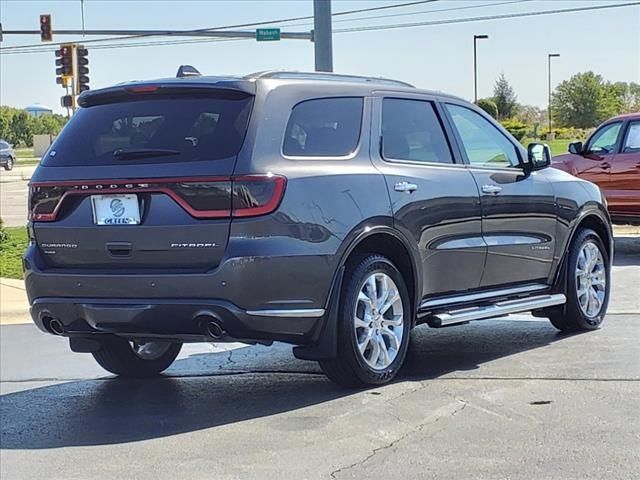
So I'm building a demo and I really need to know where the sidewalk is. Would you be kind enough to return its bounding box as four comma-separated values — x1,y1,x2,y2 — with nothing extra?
0,278,30,325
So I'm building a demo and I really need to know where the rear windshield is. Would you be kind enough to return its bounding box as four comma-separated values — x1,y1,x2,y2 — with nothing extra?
43,94,253,166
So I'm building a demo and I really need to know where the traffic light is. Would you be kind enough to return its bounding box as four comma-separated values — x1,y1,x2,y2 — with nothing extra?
76,45,90,92
55,44,74,85
61,95,75,108
40,14,52,42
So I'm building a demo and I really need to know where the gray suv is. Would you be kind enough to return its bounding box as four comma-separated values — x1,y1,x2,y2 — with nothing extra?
24,69,613,387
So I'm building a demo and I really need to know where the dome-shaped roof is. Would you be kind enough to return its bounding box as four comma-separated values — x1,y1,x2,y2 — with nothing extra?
25,103,53,112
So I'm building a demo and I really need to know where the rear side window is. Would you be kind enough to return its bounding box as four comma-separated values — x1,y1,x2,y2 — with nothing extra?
382,98,453,164
43,94,253,166
283,97,363,157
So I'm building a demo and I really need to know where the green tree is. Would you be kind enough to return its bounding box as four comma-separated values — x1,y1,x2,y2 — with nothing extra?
476,98,498,119
0,106,68,147
0,107,16,143
8,111,33,147
493,73,518,120
612,81,640,113
552,72,623,128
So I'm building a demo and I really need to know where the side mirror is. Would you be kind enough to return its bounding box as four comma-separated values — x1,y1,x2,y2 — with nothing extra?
568,141,584,155
526,142,552,171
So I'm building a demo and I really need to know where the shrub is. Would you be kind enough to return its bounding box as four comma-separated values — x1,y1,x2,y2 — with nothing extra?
500,119,528,141
0,218,8,243
476,98,498,119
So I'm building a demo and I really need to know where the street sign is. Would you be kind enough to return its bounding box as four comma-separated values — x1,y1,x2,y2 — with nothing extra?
256,28,281,42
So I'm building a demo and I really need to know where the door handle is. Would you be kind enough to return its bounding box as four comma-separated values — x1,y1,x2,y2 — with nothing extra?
599,162,611,169
394,181,418,193
481,184,502,195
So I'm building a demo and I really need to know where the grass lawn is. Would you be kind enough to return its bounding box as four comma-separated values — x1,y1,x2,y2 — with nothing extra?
0,227,28,279
520,139,571,157
13,147,41,166
15,147,35,158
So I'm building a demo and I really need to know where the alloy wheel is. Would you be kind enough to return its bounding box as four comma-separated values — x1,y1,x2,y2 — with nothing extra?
575,241,606,318
353,272,405,370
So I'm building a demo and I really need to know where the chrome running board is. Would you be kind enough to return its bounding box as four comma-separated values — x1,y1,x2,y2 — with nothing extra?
429,294,566,327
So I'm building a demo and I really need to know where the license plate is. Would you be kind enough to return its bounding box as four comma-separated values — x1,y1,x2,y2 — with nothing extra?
91,194,141,225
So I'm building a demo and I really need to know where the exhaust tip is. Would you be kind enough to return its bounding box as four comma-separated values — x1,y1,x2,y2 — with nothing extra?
46,317,65,335
205,320,225,339
195,313,226,339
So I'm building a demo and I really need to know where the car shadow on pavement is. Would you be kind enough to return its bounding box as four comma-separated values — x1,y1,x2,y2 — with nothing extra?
613,245,640,266
0,319,581,450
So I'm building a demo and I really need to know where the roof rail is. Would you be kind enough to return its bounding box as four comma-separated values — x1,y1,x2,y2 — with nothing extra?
245,70,414,88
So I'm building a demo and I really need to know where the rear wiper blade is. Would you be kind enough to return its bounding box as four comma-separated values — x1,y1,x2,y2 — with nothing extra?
113,148,180,160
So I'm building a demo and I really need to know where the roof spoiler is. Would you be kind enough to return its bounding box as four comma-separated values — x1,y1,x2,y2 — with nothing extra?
176,65,201,78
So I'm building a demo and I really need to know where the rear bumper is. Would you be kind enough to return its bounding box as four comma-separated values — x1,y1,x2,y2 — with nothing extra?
30,297,324,344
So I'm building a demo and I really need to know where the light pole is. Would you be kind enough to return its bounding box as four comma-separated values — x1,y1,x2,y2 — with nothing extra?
473,34,488,103
548,53,560,136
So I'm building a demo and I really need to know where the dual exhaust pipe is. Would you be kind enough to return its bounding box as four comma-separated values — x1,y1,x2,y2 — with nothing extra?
42,316,65,335
42,313,227,340
195,313,227,340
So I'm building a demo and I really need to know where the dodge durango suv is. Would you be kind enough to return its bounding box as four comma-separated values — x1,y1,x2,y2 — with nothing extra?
24,69,613,387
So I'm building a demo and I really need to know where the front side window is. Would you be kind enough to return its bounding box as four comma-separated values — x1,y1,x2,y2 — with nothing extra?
446,104,519,168
587,122,622,154
622,121,640,153
381,98,453,164
283,97,363,157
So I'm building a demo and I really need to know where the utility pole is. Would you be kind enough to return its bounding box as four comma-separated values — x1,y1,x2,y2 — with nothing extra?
313,0,333,72
473,34,488,103
548,53,560,137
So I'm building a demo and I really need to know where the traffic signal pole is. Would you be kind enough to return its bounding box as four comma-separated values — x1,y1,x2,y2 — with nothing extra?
313,0,333,72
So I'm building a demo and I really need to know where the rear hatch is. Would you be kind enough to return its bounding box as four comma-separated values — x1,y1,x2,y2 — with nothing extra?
30,84,262,271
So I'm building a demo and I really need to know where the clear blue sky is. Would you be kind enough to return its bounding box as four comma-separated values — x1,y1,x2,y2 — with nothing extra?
1,0,638,113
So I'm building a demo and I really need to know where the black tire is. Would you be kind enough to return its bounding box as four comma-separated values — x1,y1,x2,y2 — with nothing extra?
548,228,610,332
92,338,182,377
320,255,412,388
4,157,13,171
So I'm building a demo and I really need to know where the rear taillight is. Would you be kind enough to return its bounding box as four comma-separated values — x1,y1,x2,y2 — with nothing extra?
29,175,286,222
232,175,286,218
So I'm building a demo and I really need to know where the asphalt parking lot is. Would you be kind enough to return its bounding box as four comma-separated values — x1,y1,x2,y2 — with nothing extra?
1,250,638,480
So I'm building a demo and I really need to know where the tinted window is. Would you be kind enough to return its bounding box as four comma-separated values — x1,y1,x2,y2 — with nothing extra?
43,94,253,166
0,142,7,149
446,104,519,168
382,99,452,164
587,122,622,154
623,121,640,153
283,97,363,157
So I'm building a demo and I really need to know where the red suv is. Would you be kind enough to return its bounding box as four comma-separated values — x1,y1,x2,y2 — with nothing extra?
552,113,640,224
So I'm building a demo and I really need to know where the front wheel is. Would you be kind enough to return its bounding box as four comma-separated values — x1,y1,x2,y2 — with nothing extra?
320,255,412,388
92,338,182,377
3,157,14,171
548,228,610,332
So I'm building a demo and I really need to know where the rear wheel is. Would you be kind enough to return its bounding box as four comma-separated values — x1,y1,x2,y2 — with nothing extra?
548,228,610,332
4,157,14,171
92,338,182,377
320,255,412,387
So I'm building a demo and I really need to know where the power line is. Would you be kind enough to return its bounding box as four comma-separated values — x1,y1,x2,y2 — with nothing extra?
334,1,640,33
2,1,637,56
0,1,440,52
0,37,250,55
285,0,531,28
